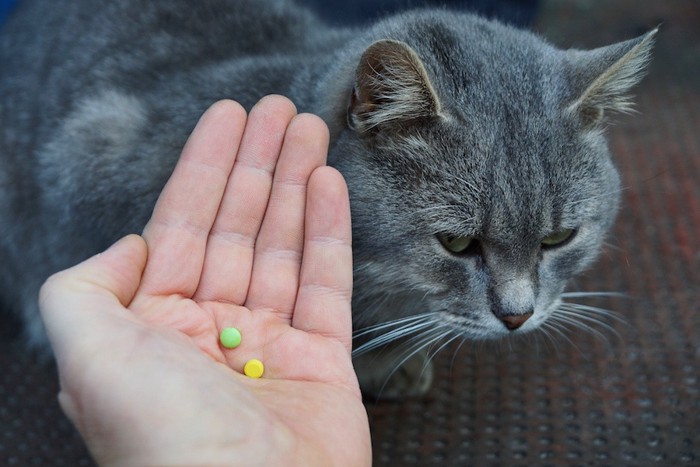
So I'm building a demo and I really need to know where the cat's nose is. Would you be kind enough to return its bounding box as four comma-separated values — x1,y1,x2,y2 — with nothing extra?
499,312,533,330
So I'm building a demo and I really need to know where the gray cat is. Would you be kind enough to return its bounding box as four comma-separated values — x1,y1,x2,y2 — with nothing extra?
0,0,655,397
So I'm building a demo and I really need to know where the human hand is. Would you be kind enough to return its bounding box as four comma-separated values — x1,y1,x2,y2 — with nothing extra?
39,96,371,466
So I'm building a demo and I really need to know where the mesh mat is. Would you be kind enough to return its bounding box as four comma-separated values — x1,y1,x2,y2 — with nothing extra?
1,1,698,465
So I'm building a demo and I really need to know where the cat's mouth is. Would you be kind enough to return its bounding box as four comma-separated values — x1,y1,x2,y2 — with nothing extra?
430,310,522,340
440,293,619,338
437,299,562,339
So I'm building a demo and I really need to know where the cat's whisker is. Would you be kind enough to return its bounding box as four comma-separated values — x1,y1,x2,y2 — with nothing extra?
550,312,605,339
353,313,431,338
388,322,447,356
554,293,629,340
557,314,622,342
530,326,546,355
419,330,459,383
372,325,452,399
353,322,435,355
449,336,469,372
425,329,458,365
561,291,627,299
538,319,579,352
561,302,629,326
352,313,442,357
551,306,619,343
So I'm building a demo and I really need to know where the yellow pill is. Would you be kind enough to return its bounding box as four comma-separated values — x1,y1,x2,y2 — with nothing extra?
244,359,264,378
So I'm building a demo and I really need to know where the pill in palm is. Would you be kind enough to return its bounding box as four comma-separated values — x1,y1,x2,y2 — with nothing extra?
244,359,265,378
219,327,242,349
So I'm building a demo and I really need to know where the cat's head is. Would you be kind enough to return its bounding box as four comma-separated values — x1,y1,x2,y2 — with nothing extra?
327,13,656,340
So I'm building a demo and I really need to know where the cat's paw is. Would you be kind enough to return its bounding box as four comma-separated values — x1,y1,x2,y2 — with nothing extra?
353,346,433,400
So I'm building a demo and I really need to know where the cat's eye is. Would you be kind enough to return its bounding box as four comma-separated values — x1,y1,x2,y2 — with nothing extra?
437,233,474,254
541,228,576,248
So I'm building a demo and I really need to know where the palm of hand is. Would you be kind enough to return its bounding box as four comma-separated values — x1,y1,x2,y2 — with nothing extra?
123,294,365,466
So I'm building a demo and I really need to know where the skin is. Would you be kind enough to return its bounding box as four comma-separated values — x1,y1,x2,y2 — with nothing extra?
38,95,372,467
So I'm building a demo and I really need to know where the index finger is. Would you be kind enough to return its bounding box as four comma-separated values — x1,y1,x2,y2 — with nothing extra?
140,100,248,297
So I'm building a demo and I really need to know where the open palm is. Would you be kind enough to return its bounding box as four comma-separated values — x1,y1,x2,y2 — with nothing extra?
40,96,371,466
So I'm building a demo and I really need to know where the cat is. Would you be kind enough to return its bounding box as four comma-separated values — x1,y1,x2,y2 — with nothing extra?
0,0,655,398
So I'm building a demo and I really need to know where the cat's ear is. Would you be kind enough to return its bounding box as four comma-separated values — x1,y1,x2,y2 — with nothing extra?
348,39,441,133
567,28,657,126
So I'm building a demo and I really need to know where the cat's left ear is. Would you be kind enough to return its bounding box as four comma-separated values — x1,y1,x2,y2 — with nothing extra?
567,28,658,126
347,39,441,134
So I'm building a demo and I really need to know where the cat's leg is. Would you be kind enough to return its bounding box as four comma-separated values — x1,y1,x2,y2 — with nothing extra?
353,340,434,399
20,283,51,357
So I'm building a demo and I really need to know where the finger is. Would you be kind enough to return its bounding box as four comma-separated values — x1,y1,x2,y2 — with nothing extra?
39,234,148,363
193,95,298,304
244,114,330,317
140,100,247,298
292,167,353,353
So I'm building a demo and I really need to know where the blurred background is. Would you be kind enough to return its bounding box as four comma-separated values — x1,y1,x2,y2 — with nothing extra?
0,0,17,26
1,0,698,465
298,0,540,26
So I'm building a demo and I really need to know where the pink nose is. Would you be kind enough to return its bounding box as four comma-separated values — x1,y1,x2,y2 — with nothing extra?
500,312,533,330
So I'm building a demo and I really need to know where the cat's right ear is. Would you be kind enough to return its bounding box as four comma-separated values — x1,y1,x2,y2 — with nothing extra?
347,40,441,134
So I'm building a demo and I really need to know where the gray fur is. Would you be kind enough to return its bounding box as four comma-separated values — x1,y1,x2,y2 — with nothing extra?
0,0,654,393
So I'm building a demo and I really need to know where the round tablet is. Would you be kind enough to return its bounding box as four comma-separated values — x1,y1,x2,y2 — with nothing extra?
219,327,242,349
244,359,264,378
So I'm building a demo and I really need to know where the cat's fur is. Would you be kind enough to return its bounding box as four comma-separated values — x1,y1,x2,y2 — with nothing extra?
0,0,654,397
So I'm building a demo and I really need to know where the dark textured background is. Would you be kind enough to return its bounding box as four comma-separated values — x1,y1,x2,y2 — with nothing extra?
1,0,698,465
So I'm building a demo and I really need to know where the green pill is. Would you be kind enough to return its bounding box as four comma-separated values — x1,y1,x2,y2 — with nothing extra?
219,327,242,349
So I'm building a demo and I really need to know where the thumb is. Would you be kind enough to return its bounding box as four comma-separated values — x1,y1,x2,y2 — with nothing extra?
39,234,148,357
